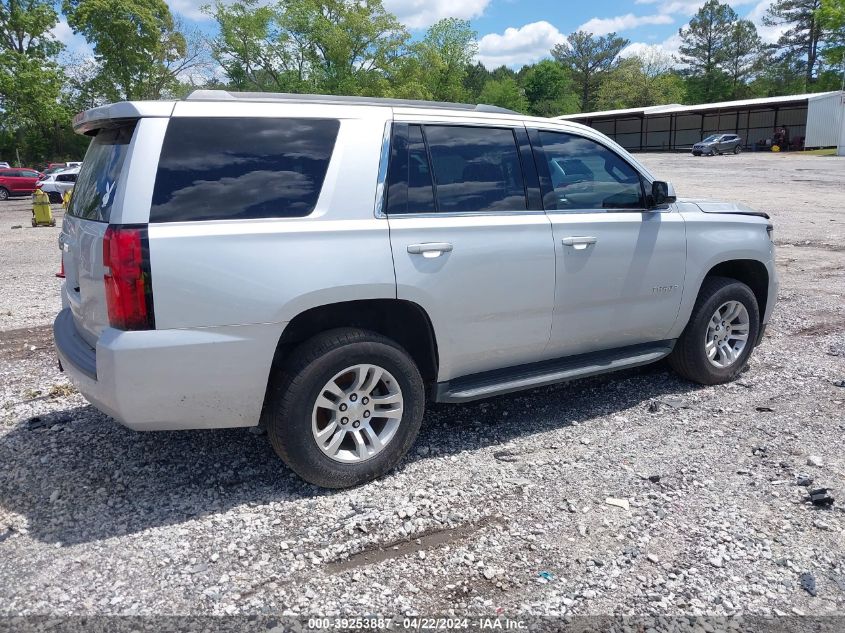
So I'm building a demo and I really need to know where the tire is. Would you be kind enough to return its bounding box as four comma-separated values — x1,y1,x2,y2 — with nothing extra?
668,276,760,385
0,187,9,201
734,146,742,154
47,192,62,204
264,328,425,488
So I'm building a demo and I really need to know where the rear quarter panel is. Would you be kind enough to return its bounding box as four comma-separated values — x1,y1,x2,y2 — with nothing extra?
146,103,396,329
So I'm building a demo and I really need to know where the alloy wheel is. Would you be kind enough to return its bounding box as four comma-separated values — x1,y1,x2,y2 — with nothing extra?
704,300,750,368
311,363,403,463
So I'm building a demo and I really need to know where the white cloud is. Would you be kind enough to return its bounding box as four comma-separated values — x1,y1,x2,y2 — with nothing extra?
383,0,491,30
167,0,210,21
747,0,784,43
635,0,758,12
50,20,75,45
578,13,674,36
477,21,565,69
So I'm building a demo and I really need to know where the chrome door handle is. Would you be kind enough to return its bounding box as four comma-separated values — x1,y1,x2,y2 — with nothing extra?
407,242,453,258
561,236,597,250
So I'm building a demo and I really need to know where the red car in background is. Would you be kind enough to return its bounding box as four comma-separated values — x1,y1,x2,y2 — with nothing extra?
0,167,44,200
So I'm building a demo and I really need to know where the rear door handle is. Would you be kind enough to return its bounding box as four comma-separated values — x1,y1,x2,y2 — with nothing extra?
561,236,597,250
407,242,453,258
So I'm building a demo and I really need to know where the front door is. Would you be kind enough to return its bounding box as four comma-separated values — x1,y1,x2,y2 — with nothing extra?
386,121,555,382
530,128,686,358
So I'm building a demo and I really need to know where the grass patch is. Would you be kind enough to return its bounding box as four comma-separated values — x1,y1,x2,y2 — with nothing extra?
799,148,837,156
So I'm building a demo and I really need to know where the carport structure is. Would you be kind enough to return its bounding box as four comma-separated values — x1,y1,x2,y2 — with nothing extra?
555,91,845,152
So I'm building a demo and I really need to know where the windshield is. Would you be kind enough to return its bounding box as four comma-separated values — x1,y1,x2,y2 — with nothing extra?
702,135,722,143
68,123,136,222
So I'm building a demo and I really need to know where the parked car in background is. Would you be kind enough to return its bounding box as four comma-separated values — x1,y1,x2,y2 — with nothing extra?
0,161,10,169
692,134,743,156
0,167,43,200
55,91,777,488
37,166,80,203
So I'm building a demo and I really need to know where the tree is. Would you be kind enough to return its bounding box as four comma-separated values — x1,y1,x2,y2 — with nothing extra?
414,18,477,102
0,0,79,164
64,0,200,100
724,19,764,97
596,50,685,110
552,31,628,111
677,0,737,102
478,76,528,112
206,0,410,96
462,61,490,100
522,60,578,116
764,0,826,87
818,0,845,70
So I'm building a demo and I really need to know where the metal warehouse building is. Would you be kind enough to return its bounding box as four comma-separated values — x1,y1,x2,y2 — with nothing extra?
555,91,845,152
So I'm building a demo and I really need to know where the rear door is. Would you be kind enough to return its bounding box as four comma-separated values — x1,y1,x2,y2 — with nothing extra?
61,123,137,346
530,127,686,358
18,169,41,192
386,118,555,381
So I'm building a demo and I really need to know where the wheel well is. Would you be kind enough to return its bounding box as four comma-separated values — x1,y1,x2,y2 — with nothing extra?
704,259,769,323
270,300,439,383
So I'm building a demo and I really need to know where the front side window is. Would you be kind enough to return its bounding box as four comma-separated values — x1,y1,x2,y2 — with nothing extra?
151,117,339,223
425,125,527,213
536,130,645,211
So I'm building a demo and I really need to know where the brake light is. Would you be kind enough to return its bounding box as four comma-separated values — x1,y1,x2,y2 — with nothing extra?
56,258,65,278
103,226,154,330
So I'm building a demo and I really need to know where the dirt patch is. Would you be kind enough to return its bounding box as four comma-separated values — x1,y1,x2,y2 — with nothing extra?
327,515,504,574
0,324,54,361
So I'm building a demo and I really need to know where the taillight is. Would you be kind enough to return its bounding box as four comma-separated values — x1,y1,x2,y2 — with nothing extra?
103,226,154,330
56,258,65,278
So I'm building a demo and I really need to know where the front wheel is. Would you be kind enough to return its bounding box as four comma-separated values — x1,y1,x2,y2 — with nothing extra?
669,277,760,385
264,328,425,488
0,187,9,201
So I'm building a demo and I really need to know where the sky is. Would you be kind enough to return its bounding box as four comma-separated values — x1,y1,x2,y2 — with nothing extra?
52,0,787,71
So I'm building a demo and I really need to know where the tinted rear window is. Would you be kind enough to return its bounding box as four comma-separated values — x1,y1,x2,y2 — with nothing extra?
150,117,339,223
68,123,136,222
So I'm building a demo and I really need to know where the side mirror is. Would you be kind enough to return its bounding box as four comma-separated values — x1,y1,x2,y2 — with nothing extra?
650,180,677,207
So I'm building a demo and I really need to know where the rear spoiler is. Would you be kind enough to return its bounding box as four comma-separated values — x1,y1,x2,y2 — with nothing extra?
73,101,175,135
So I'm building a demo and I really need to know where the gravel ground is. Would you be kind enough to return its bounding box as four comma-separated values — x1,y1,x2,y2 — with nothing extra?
0,153,843,620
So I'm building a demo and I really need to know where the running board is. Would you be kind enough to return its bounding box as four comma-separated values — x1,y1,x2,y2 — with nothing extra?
434,341,675,403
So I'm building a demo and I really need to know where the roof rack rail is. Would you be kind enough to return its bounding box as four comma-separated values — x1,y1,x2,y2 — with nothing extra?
185,90,518,115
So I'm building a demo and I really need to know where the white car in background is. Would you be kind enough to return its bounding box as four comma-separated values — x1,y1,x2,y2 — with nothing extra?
0,161,10,169
37,166,79,203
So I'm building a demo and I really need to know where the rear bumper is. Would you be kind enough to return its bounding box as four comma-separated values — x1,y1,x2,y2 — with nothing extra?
54,308,285,430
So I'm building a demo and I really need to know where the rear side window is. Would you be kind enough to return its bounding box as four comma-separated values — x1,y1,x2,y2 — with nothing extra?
536,130,645,211
150,117,339,223
57,173,77,182
425,126,527,213
68,123,136,222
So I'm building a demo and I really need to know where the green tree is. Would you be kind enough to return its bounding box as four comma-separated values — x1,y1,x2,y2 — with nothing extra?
0,0,78,164
596,50,685,110
478,76,528,112
414,18,477,102
206,0,410,96
724,19,764,97
552,31,629,111
522,60,578,116
677,0,737,102
818,0,845,70
462,61,490,100
764,0,826,87
64,0,197,100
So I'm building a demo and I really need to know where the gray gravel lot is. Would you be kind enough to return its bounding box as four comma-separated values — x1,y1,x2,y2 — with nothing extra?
0,153,843,619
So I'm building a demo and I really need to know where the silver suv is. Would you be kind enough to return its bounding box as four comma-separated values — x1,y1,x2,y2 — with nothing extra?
54,91,777,488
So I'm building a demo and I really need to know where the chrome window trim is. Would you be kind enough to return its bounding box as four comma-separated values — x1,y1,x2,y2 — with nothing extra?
374,120,392,218
384,210,547,219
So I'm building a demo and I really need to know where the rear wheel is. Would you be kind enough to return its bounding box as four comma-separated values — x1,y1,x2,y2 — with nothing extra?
0,187,9,201
264,328,425,488
733,145,742,154
669,276,760,385
47,191,62,204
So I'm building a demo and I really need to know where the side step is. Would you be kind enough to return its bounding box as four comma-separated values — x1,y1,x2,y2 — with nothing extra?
434,341,675,403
